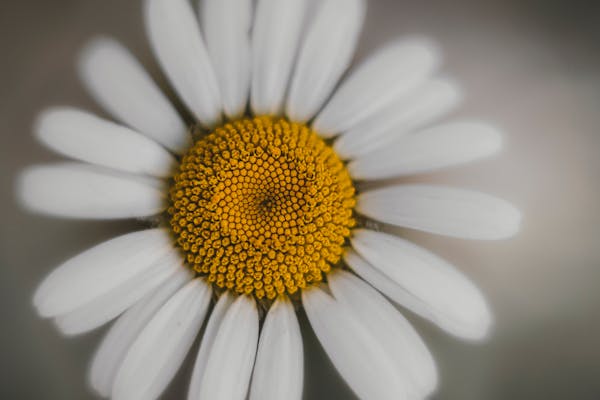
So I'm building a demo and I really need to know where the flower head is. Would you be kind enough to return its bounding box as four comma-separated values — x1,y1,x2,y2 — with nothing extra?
168,116,356,300
19,0,521,399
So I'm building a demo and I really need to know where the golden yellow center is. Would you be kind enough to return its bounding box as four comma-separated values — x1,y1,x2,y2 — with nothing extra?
168,116,356,300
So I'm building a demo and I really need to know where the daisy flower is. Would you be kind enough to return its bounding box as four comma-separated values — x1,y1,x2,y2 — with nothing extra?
19,0,521,399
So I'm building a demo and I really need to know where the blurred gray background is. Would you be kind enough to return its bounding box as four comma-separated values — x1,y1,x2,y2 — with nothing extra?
1,0,600,398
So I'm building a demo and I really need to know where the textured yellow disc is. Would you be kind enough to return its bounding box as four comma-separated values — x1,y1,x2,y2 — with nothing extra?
168,116,356,300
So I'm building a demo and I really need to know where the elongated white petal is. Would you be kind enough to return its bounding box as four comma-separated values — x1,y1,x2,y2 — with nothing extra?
188,292,234,400
335,78,462,158
113,279,212,400
195,296,259,400
349,121,502,179
78,37,189,153
286,0,365,122
303,287,416,399
35,107,176,177
145,0,222,126
201,0,252,117
328,271,437,396
251,0,306,115
33,229,172,317
249,298,303,400
89,268,191,397
53,250,182,335
314,38,440,137
18,163,165,219
349,230,493,340
357,185,521,240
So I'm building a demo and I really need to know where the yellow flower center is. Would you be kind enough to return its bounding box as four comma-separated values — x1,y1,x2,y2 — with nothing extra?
168,116,356,300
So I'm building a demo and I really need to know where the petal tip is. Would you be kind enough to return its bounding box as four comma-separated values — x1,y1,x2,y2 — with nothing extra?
491,200,522,240
15,167,39,214
462,308,495,342
32,284,49,317
396,35,443,70
77,35,116,72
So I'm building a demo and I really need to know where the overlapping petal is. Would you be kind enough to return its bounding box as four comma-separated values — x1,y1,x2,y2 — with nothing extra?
334,78,462,158
33,229,172,317
286,0,366,122
250,298,303,400
89,268,191,396
112,279,212,400
348,121,502,179
145,0,222,126
191,295,259,400
303,279,436,400
349,230,493,340
35,107,176,177
251,0,306,115
78,37,189,153
314,39,440,137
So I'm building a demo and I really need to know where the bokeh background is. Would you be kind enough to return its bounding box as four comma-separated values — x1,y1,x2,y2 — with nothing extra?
1,0,599,398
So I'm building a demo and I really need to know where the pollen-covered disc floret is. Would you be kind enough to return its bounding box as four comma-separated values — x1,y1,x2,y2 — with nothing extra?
168,116,356,300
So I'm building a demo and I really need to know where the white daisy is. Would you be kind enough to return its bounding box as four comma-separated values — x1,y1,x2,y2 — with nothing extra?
19,0,521,399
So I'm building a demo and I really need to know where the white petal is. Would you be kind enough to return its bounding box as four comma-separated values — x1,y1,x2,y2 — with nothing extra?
187,292,234,400
78,37,189,153
35,107,176,177
334,78,462,158
145,0,222,126
200,0,252,118
328,270,437,396
53,250,182,335
249,298,303,400
349,230,493,340
357,185,521,240
17,163,165,219
313,38,440,137
195,296,259,400
303,287,416,400
113,279,212,400
33,229,172,317
286,0,366,122
251,0,307,115
89,268,191,397
349,121,502,179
